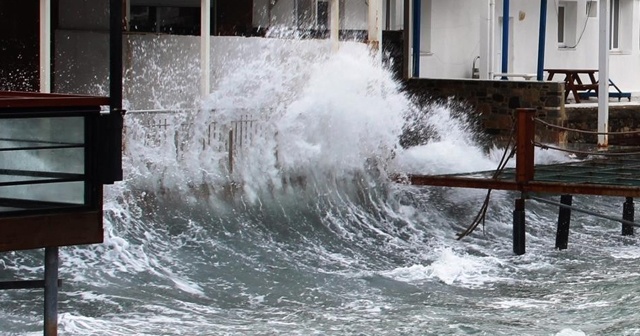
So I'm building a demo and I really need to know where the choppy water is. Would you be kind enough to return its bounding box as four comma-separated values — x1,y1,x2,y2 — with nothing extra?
2,41,640,336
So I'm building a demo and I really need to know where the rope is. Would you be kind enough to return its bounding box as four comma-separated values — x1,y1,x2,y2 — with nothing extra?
529,196,640,228
457,120,517,240
534,142,640,157
535,118,640,136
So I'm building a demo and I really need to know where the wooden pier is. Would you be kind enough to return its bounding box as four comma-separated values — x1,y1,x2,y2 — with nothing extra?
403,108,640,255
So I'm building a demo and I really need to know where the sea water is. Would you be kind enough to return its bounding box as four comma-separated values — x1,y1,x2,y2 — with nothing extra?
1,39,639,336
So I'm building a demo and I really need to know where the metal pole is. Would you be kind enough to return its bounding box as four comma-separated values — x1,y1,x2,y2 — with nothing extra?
201,0,211,97
501,0,509,76
536,0,547,81
597,0,609,147
39,0,51,93
403,0,410,79
385,0,391,30
44,247,58,336
109,0,124,183
412,0,421,77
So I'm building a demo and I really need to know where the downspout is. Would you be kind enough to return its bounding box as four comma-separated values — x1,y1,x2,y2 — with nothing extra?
501,0,509,76
412,0,421,77
536,0,547,80
488,0,495,79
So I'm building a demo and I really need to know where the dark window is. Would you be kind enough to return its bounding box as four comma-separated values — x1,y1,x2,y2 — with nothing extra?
130,6,200,35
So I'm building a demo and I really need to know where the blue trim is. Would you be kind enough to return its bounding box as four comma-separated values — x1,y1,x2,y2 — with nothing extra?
537,0,547,80
501,0,509,78
412,0,421,77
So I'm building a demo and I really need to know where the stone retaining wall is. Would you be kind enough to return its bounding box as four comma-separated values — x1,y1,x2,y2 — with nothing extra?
403,78,566,144
402,78,640,146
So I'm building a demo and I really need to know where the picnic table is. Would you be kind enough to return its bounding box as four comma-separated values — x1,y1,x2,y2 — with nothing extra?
545,68,599,103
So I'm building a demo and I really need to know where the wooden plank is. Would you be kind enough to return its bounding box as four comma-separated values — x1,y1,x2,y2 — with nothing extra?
406,174,640,197
0,91,109,109
0,211,103,252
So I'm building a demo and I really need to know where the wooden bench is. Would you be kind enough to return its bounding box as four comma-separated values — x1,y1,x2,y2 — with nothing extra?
578,79,632,102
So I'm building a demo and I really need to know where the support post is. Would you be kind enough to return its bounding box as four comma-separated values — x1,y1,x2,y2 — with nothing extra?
39,0,51,93
516,108,535,184
536,0,547,81
623,197,634,236
513,197,526,255
403,0,410,79
412,0,421,77
555,194,573,249
597,0,609,148
201,0,211,97
109,0,124,183
330,0,340,51
368,0,382,52
44,247,59,336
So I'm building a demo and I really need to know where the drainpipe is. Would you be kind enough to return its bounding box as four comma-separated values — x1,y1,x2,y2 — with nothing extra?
597,0,609,147
403,0,410,79
488,0,495,79
412,0,421,77
201,0,211,97
536,0,547,80
39,0,51,93
501,0,509,76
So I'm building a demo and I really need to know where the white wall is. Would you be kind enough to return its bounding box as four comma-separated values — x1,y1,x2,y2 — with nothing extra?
418,0,485,79
409,0,640,93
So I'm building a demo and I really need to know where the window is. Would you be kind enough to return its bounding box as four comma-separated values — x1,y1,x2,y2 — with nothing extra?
557,6,565,45
129,6,200,35
609,0,620,49
557,1,577,48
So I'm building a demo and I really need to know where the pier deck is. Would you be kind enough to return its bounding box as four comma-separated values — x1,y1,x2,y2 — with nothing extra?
407,155,640,197
403,108,640,255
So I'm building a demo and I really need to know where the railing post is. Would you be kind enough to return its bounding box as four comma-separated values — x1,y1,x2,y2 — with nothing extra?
516,108,535,184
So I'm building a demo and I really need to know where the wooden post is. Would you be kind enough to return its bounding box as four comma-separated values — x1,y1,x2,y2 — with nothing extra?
555,194,573,249
623,197,634,236
516,108,535,184
513,197,526,255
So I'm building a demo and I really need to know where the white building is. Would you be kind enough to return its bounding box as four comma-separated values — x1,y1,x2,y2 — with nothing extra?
1,0,638,99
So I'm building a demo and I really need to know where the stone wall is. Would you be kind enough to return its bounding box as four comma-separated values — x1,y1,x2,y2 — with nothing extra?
566,105,640,145
402,78,566,143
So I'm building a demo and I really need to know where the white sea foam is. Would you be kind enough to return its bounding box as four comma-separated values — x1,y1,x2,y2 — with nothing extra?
381,247,505,287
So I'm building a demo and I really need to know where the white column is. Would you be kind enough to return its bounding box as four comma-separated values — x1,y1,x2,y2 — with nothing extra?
368,0,382,52
598,0,609,147
330,0,340,51
201,0,211,97
39,0,51,93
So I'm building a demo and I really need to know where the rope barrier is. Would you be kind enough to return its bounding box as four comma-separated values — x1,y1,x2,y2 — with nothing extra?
534,142,640,157
534,118,640,136
457,120,517,240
